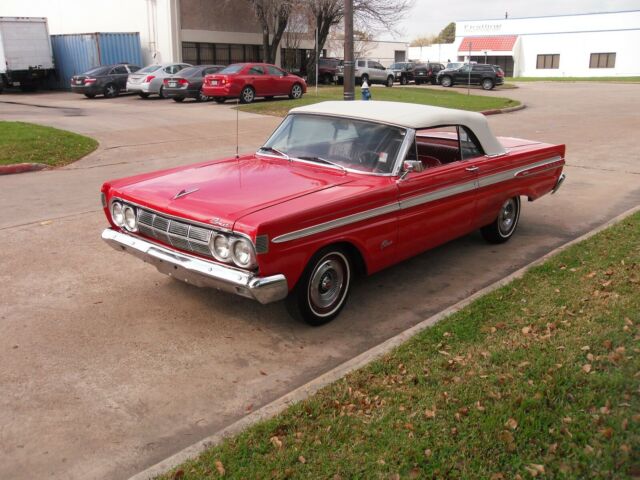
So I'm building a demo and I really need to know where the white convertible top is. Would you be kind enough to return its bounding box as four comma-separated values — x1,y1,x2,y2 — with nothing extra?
290,100,506,157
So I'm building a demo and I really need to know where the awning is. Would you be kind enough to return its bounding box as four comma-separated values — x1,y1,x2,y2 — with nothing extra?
458,35,518,53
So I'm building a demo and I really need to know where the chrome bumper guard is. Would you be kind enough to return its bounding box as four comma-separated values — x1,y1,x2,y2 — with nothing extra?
551,173,566,194
102,228,288,304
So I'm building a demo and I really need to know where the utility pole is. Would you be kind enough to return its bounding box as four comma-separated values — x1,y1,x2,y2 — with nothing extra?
343,0,355,100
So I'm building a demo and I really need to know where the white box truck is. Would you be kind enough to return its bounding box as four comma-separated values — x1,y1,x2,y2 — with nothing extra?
0,17,55,93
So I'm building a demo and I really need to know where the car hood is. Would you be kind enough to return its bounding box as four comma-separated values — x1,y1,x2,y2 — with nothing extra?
110,155,353,229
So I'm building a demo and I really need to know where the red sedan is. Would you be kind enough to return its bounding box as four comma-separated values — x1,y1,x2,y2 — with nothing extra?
202,63,306,104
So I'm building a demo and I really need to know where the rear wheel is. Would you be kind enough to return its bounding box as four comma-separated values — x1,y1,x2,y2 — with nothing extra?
440,76,453,87
214,97,226,104
289,83,303,99
481,197,521,244
84,93,96,99
482,78,495,90
400,76,408,85
196,90,209,102
360,74,369,85
158,86,167,99
173,96,185,102
240,86,255,104
138,92,150,98
385,75,394,87
103,83,118,98
286,246,352,326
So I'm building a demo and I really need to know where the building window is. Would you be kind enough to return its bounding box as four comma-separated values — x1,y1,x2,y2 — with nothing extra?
590,52,616,69
181,42,263,65
536,54,559,69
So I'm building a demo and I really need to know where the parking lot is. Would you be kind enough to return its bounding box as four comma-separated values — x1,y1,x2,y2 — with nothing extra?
1,82,639,480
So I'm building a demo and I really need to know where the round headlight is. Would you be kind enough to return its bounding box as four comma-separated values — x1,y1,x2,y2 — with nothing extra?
111,202,124,226
123,206,138,232
210,233,231,262
232,238,256,268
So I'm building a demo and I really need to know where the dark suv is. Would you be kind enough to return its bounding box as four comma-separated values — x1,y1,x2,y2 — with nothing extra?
413,62,445,85
437,63,504,90
318,57,341,84
70,64,141,98
389,62,415,85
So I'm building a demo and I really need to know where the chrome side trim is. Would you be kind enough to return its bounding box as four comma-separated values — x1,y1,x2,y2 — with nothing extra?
400,179,477,210
102,228,288,304
271,156,564,244
272,203,400,244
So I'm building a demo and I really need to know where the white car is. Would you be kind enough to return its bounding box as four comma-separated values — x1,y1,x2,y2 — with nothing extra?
126,62,191,98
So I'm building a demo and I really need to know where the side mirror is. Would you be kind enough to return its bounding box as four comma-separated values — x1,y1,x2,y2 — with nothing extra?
399,160,424,180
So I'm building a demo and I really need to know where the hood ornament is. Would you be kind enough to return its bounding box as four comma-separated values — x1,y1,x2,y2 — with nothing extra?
173,187,199,200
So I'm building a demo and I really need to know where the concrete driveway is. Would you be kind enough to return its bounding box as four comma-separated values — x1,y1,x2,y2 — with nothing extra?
1,83,639,480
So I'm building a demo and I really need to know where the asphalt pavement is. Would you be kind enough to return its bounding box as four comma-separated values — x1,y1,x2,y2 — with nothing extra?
0,83,639,479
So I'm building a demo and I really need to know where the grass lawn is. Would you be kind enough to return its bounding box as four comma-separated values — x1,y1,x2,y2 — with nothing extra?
161,211,640,479
509,76,640,83
237,86,520,117
0,121,98,166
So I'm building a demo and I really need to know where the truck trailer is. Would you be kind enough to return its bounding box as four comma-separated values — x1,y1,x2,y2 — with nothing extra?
0,17,55,92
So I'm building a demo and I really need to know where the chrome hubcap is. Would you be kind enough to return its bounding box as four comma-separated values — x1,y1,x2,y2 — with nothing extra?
309,257,345,312
243,89,253,102
292,85,301,97
499,199,517,235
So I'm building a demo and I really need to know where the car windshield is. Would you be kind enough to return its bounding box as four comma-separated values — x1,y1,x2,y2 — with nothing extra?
260,114,406,174
219,64,244,74
84,66,109,76
139,65,161,73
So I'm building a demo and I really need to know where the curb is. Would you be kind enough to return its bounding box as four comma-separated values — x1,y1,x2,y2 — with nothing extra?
0,163,48,175
482,103,526,116
129,203,640,480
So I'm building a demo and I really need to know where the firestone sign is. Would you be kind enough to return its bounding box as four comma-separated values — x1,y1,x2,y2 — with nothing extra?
464,23,503,33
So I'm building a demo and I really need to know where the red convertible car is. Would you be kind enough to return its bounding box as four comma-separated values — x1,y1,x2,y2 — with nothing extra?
101,101,565,325
202,62,306,104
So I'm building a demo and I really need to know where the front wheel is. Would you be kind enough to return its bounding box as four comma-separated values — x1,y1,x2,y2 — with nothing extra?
173,96,185,103
385,75,394,87
138,92,150,98
482,78,495,90
286,247,352,326
84,93,96,99
440,76,453,87
481,196,521,244
400,76,408,85
196,90,209,102
213,97,226,104
289,83,303,99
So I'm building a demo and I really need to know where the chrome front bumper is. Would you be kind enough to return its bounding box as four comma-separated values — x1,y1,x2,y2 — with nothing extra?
102,228,288,304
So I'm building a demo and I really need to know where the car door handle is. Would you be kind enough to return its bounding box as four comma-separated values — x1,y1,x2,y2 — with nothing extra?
465,166,479,172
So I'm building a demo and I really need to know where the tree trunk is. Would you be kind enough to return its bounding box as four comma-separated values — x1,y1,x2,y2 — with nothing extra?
305,16,333,86
268,12,289,65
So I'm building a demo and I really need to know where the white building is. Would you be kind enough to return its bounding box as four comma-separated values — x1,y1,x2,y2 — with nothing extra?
409,10,640,77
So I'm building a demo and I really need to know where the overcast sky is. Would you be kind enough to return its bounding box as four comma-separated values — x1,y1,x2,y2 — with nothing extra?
382,0,640,41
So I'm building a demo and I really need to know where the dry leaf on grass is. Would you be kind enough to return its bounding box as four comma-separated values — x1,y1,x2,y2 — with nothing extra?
505,418,518,430
270,436,283,449
214,460,225,476
298,455,306,464
582,364,592,373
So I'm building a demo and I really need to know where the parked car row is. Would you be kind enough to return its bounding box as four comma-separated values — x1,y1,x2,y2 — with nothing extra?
70,62,307,103
389,60,504,90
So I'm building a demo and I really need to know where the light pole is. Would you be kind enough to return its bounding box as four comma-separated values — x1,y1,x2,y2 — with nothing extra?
343,0,354,100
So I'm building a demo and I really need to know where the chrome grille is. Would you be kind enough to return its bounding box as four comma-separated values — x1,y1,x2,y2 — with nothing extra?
136,207,214,258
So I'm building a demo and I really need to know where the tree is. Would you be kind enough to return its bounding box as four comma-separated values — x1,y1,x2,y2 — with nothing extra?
410,34,437,47
246,0,294,64
302,0,414,84
435,22,455,44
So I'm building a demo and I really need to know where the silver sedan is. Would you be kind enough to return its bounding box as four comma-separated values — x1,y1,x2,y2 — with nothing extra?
127,62,192,98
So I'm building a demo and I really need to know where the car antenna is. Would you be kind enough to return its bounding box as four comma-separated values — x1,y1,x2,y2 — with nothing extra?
235,97,240,159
